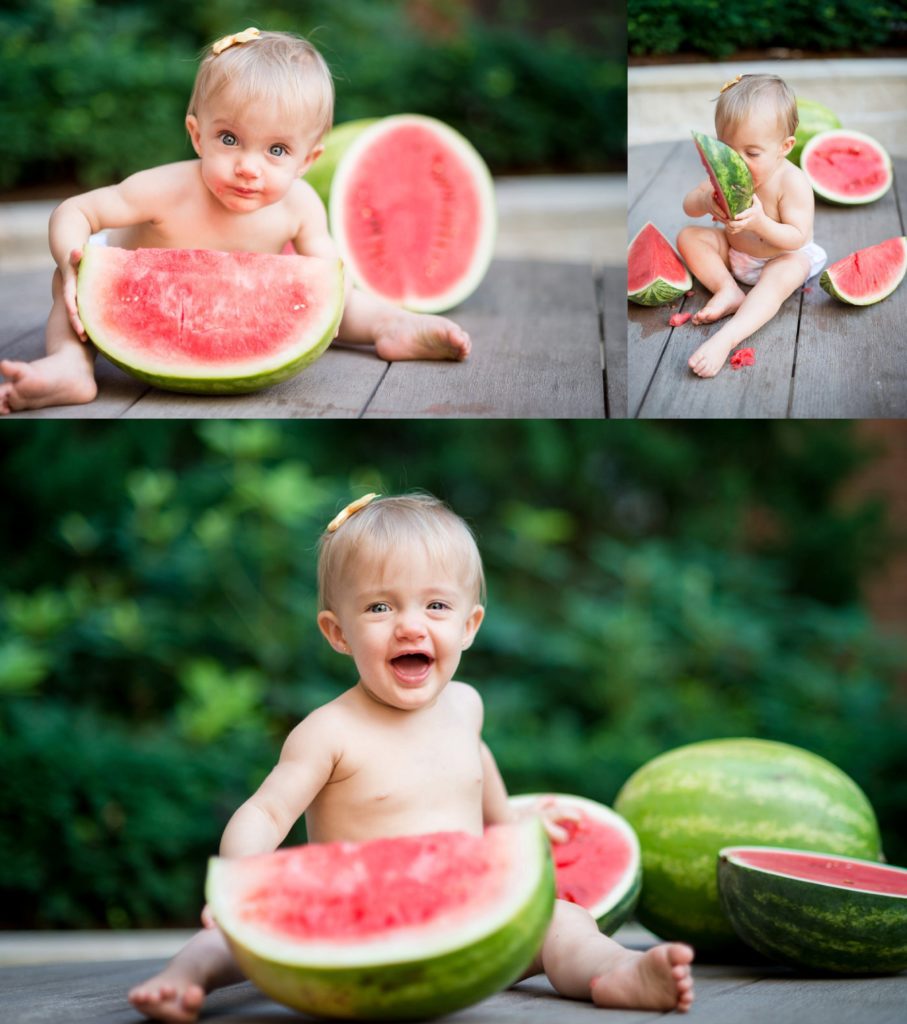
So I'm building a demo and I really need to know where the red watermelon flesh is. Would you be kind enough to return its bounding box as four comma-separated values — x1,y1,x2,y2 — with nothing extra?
329,115,496,313
77,246,345,394
628,222,692,306
820,236,907,305
802,130,893,205
728,848,907,895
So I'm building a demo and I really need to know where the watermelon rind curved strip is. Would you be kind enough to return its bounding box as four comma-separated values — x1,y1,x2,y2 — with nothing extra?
820,237,907,306
801,129,893,206
206,820,555,1020
691,131,754,220
718,846,907,974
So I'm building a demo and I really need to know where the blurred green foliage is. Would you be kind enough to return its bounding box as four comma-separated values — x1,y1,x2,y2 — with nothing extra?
1,421,905,928
629,0,906,58
0,0,623,192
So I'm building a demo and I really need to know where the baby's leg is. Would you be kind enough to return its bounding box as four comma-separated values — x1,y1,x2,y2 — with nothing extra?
0,270,97,414
128,927,244,1023
524,900,694,1012
336,286,471,361
688,251,810,378
676,226,745,325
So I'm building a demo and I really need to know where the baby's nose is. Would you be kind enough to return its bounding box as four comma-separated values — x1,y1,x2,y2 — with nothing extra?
235,156,260,179
395,613,427,638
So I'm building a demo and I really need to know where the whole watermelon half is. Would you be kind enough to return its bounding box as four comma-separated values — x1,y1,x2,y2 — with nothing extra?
613,738,882,954
206,820,555,1020
719,846,907,974
691,131,754,219
509,793,641,934
801,129,893,205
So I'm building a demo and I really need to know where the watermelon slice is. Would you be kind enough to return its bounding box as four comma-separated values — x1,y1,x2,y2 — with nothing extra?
628,222,693,307
718,846,907,974
801,129,893,205
206,821,554,1020
691,131,754,219
327,114,496,313
820,236,907,305
509,793,641,934
77,246,345,394
788,98,841,167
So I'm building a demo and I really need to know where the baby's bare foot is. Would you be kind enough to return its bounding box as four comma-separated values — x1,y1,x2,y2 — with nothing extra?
374,312,471,362
590,943,694,1013
128,969,206,1024
0,355,97,414
692,284,746,325
688,334,741,378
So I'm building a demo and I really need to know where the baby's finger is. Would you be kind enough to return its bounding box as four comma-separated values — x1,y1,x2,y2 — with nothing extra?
201,904,216,928
543,818,571,844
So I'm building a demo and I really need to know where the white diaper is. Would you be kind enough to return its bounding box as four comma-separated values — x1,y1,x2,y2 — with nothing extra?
729,241,827,286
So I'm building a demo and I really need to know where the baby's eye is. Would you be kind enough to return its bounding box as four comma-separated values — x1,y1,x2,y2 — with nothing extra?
427,601,450,611
269,144,287,157
219,132,238,147
368,602,391,613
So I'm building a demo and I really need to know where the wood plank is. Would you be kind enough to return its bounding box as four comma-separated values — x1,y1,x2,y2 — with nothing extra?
790,157,907,418
600,266,628,418
0,268,51,340
364,260,604,418
628,142,680,219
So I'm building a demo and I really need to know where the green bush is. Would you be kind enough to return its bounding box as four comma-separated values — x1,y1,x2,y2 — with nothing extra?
629,0,905,58
1,422,905,928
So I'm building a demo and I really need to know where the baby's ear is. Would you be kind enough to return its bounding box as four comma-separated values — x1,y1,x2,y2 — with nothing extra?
780,135,796,157
461,604,485,650
317,610,350,655
185,115,202,156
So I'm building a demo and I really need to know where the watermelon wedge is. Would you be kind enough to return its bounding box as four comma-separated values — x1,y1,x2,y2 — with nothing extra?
691,131,754,219
820,236,907,305
206,821,555,1020
327,114,496,313
628,222,692,307
718,846,907,974
801,129,893,205
509,793,641,934
77,246,345,394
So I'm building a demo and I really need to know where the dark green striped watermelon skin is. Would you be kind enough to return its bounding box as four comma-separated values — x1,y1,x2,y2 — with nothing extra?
613,739,882,953
692,131,754,219
718,847,907,974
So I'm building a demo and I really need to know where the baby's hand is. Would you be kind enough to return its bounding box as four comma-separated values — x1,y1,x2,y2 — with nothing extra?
697,180,728,222
725,192,765,236
61,248,87,340
201,903,216,929
517,795,581,844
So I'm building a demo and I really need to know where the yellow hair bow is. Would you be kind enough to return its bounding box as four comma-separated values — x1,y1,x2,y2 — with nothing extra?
212,27,261,57
327,493,380,533
720,74,743,94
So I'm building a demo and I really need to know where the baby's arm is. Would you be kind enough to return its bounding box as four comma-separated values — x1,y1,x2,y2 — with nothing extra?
49,166,181,338
682,180,728,221
287,182,355,310
218,707,337,858
727,172,814,251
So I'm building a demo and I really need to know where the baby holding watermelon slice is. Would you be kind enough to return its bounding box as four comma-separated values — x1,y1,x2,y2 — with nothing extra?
128,494,695,1023
677,74,827,377
0,30,471,415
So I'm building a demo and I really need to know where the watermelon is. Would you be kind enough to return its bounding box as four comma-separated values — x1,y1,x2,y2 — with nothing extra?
820,236,907,305
788,98,841,167
718,846,907,975
627,222,693,307
613,738,882,953
801,129,893,205
691,131,754,219
77,246,345,394
205,820,555,1020
509,793,641,934
326,114,496,313
307,119,379,209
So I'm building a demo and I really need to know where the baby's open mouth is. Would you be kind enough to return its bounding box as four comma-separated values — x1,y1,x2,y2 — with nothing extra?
390,652,434,681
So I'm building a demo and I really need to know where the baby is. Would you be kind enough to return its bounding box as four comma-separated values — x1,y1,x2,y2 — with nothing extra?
127,493,695,1023
0,29,471,415
677,73,826,378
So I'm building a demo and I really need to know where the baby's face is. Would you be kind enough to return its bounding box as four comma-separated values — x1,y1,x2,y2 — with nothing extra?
317,548,484,712
186,91,321,212
719,108,794,187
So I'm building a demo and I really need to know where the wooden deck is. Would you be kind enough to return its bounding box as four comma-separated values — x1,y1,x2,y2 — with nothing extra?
0,260,622,419
2,928,904,1023
628,142,907,418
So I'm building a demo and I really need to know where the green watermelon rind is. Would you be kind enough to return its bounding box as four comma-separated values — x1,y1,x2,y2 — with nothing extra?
820,236,907,306
77,247,345,395
691,131,754,220
613,738,882,953
509,792,641,935
801,129,893,206
718,846,907,975
627,222,693,307
207,821,556,1021
328,113,497,314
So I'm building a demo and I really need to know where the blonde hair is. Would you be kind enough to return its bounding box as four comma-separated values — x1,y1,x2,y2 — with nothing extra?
715,74,798,141
318,494,486,611
187,30,334,145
